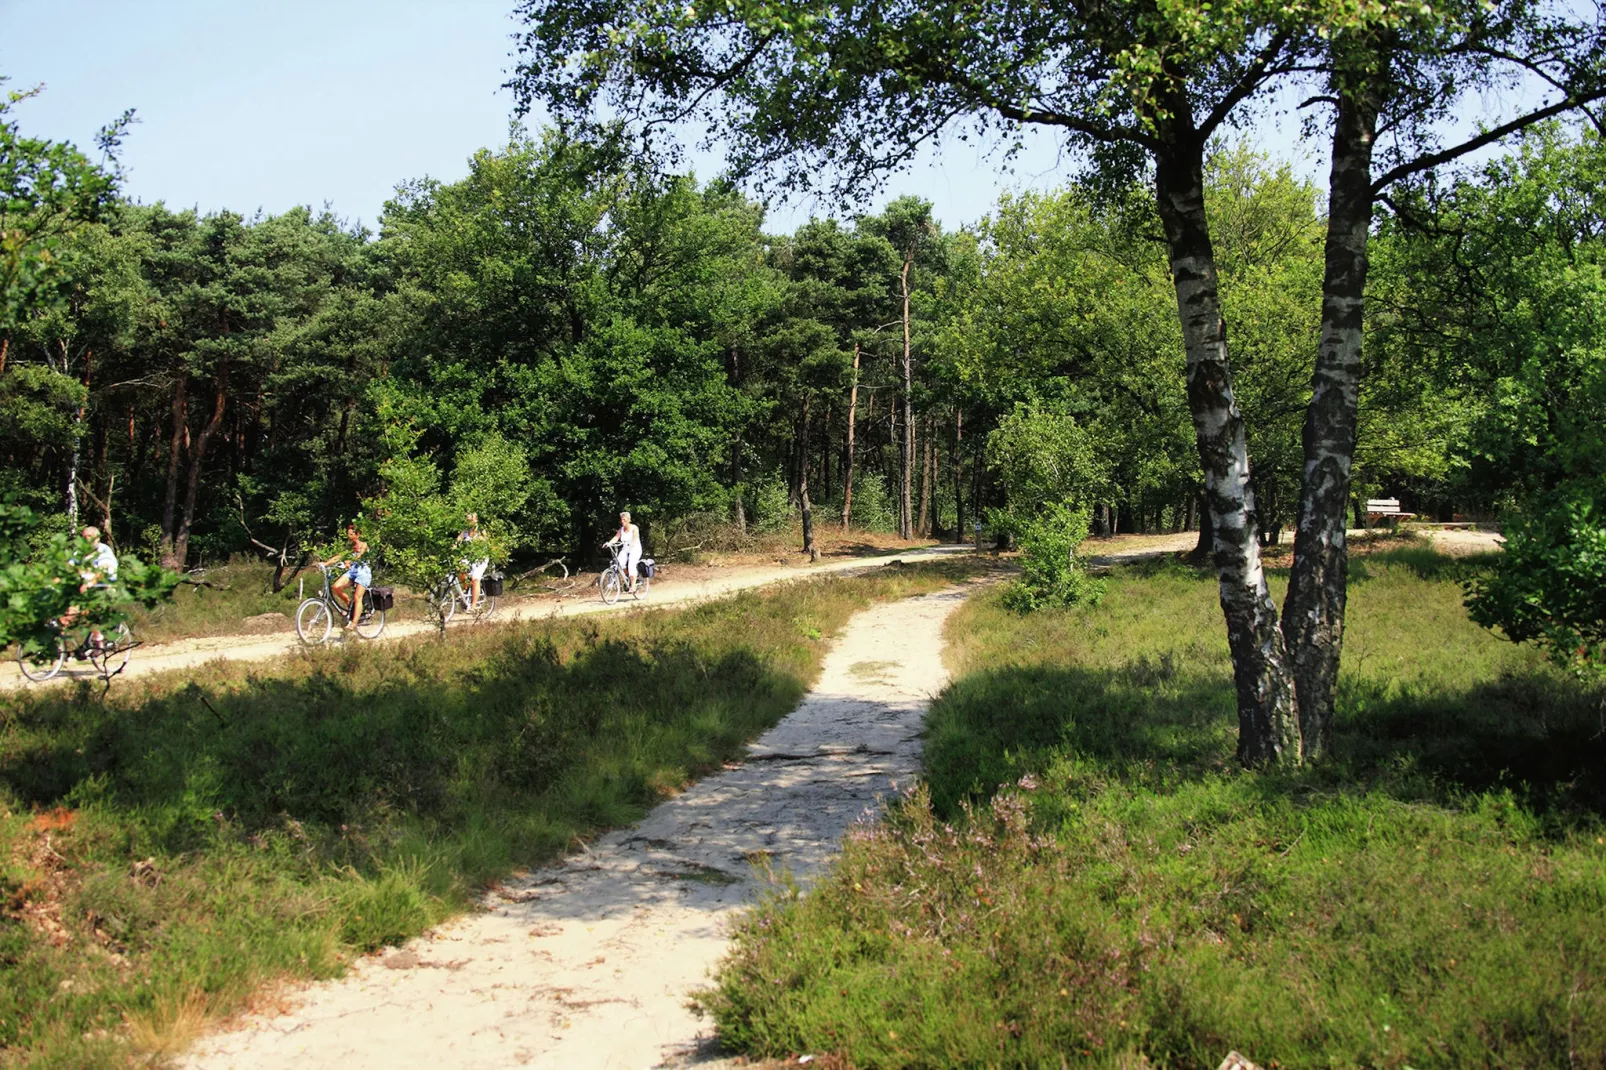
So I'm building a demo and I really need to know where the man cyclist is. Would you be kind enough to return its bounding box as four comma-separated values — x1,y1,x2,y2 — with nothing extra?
62,525,119,650
319,522,370,628
455,512,490,608
605,510,642,593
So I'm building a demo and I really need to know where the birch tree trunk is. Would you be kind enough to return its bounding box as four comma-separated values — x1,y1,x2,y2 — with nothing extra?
841,342,859,528
1283,71,1381,760
898,252,914,539
1154,137,1301,767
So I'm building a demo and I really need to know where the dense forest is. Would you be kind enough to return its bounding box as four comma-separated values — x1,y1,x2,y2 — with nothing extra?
8,102,1590,578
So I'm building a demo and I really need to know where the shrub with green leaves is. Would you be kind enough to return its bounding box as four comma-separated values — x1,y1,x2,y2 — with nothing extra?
364,411,534,627
997,499,1103,611
1467,492,1606,677
746,471,795,535
0,500,177,660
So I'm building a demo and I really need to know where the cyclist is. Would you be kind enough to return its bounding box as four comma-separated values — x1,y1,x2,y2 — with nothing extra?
455,512,490,608
605,510,642,593
62,525,119,650
319,522,370,628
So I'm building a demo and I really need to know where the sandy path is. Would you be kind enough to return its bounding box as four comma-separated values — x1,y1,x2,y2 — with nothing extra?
0,544,969,691
178,586,970,1070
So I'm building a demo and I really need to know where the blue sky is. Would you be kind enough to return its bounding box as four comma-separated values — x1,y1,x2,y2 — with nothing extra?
2,2,1390,234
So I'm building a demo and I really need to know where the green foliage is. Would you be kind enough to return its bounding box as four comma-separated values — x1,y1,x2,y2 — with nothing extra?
986,402,1109,514
998,500,1104,612
1469,494,1606,677
745,471,795,535
364,411,535,622
0,565,970,1067
0,500,177,659
703,557,1606,1067
0,81,128,334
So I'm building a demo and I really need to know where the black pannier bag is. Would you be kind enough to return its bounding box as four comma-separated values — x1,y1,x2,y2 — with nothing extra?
368,586,396,611
484,572,505,597
641,558,655,579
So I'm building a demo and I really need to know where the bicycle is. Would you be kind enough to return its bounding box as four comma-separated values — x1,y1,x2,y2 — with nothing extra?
598,543,653,605
295,565,390,645
430,567,499,624
15,619,138,683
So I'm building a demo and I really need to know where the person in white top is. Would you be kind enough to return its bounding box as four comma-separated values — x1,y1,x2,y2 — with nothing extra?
455,512,491,607
64,525,119,647
606,510,642,592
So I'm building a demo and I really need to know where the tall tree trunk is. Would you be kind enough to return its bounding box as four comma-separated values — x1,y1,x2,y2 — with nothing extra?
160,373,189,567
1283,71,1381,761
799,399,815,555
170,375,228,570
731,432,746,533
953,408,963,542
898,252,915,538
841,342,860,528
727,345,746,533
1154,137,1301,767
63,343,92,528
918,418,933,536
822,404,832,504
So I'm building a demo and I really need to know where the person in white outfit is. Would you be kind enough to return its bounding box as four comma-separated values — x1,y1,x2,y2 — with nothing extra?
455,512,491,607
607,510,642,592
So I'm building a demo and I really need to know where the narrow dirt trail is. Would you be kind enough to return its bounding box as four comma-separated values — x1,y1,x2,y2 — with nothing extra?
0,545,969,691
179,586,971,1070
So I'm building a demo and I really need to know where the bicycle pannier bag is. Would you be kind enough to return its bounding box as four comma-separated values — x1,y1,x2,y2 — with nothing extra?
484,572,504,597
369,586,396,611
641,558,655,579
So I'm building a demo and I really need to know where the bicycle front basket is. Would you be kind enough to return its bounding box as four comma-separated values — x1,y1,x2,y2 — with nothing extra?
369,586,396,611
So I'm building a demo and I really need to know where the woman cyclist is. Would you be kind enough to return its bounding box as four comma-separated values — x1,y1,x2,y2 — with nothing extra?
456,512,491,608
605,510,642,593
320,522,370,627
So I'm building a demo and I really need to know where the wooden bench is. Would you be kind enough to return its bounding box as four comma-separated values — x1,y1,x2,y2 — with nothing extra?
1365,498,1417,528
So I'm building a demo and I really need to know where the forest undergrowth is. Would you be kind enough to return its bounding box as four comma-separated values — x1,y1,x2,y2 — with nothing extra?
702,550,1606,1069
0,560,979,1068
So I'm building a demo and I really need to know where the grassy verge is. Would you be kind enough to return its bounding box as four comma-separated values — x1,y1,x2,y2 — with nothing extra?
125,559,307,644
0,560,976,1068
701,550,1606,1068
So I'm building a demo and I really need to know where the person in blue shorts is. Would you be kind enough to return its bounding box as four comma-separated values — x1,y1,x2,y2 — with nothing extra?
320,523,370,627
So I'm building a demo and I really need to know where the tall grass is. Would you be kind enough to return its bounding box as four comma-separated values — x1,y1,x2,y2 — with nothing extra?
703,551,1606,1068
0,561,974,1068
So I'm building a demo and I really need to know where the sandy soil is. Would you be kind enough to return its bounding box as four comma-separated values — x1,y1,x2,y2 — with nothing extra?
0,544,971,692
1083,527,1506,564
178,585,974,1070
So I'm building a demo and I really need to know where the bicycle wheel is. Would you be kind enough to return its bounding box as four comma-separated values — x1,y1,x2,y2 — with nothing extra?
600,568,622,605
296,598,332,645
93,623,134,680
435,584,457,626
635,574,650,599
16,636,66,682
469,594,496,621
354,594,386,640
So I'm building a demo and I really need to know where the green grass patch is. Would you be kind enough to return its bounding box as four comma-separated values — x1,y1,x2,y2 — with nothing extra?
0,560,975,1067
702,554,1606,1068
126,559,314,643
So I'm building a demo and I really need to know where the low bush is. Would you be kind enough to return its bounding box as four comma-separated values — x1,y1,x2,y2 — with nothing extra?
703,554,1606,1068
0,561,975,1068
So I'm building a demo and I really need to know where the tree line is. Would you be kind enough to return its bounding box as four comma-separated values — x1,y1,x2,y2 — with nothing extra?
6,34,1606,760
